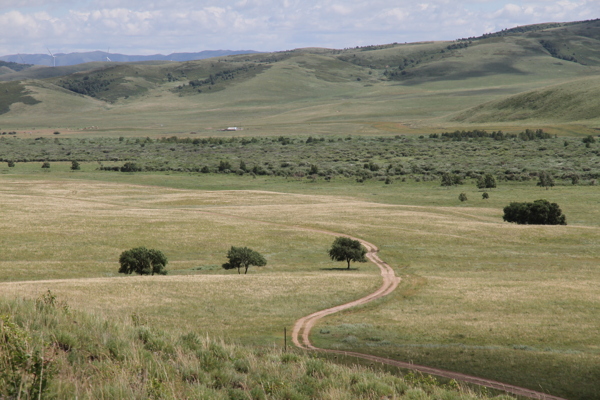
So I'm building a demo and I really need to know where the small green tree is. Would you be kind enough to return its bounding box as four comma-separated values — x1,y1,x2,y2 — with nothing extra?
7,161,14,167
222,246,267,274
71,160,80,170
459,192,468,202
328,237,367,269
218,160,232,172
441,172,462,187
476,174,496,189
571,174,580,185
41,162,50,169
482,192,489,200
537,171,554,189
582,135,596,145
118,247,168,275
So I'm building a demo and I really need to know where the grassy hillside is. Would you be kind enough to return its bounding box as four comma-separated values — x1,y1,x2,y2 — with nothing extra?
2,296,503,400
0,20,599,134
453,76,600,123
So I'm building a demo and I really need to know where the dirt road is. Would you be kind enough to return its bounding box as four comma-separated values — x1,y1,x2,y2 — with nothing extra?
291,234,567,400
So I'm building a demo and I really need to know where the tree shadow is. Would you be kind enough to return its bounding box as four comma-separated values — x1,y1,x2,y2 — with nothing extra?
320,268,359,271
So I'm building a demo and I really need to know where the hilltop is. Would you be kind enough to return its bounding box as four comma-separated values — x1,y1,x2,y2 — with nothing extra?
0,19,600,135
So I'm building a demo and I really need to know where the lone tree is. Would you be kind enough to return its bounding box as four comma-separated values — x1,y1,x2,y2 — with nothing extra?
503,199,566,225
118,247,168,275
537,171,555,190
328,237,367,269
71,160,80,170
222,246,266,274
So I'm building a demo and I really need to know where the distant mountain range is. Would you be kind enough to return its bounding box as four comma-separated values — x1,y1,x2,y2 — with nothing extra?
0,50,261,67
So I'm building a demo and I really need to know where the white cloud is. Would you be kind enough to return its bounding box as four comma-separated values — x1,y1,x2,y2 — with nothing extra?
0,1,598,55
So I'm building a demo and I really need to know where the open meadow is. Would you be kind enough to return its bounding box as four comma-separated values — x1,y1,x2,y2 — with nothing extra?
0,167,598,399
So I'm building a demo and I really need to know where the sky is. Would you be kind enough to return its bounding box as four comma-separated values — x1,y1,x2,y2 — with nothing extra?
0,0,597,56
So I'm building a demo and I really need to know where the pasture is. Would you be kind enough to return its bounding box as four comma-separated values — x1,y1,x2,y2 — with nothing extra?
0,169,598,399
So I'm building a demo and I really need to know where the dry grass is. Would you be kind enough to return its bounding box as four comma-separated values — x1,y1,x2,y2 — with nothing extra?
0,175,598,397
0,272,379,346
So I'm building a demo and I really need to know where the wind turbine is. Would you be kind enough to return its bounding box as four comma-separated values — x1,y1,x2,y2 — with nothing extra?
106,47,111,62
46,48,56,67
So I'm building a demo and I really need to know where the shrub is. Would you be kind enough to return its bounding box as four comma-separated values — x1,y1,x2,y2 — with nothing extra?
537,171,554,189
41,162,50,168
482,192,489,199
441,172,462,186
458,193,467,202
0,315,52,399
120,162,141,172
503,199,566,225
476,174,496,189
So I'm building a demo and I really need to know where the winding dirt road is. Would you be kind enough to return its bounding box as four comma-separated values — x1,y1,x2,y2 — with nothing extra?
291,234,567,400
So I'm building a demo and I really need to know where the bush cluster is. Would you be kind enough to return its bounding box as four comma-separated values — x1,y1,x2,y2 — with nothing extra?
1,134,599,184
503,199,567,225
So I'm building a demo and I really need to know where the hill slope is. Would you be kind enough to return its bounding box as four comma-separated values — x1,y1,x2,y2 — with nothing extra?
453,76,600,123
0,19,600,134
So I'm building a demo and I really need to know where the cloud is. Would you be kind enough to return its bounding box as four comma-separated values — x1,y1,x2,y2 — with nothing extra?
0,1,598,55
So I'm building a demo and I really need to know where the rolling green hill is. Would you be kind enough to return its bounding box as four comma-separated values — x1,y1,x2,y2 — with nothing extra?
1,19,600,135
453,76,600,123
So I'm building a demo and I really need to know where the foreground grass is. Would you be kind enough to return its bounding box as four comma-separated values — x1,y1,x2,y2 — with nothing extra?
1,296,508,400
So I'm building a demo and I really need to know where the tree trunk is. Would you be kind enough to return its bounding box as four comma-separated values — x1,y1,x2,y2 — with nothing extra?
237,267,241,274
244,266,248,274
347,259,351,269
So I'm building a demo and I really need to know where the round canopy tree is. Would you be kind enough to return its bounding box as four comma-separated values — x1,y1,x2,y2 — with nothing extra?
118,247,168,275
222,246,267,274
328,237,367,269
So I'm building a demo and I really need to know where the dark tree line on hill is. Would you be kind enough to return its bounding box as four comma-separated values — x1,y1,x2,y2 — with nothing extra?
0,60,32,72
174,65,260,93
539,40,578,63
58,74,116,97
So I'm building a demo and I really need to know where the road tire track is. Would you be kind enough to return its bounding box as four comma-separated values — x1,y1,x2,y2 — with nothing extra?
291,235,566,400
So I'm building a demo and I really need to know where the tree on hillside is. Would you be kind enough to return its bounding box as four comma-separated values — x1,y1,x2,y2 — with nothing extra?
328,237,367,269
118,247,168,275
503,199,566,225
71,160,80,170
222,246,267,274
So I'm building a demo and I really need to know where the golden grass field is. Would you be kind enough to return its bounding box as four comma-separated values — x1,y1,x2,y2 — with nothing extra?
0,174,597,398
